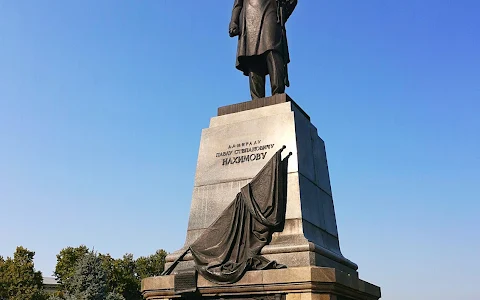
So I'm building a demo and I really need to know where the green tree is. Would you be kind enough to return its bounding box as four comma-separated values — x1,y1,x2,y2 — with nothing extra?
106,292,126,300
0,246,46,300
105,254,139,300
53,245,89,293
100,250,167,300
68,251,107,300
52,247,167,300
63,251,125,300
0,255,6,297
135,250,167,279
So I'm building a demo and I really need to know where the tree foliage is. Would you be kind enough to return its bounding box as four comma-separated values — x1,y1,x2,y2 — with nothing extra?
106,292,126,300
0,246,46,300
53,245,89,291
53,246,167,300
67,251,108,300
135,250,167,279
100,254,138,300
0,245,162,300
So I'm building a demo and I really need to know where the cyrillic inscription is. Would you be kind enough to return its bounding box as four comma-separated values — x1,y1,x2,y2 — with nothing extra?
215,140,275,166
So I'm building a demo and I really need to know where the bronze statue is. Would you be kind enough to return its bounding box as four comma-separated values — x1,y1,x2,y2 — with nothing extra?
230,0,297,100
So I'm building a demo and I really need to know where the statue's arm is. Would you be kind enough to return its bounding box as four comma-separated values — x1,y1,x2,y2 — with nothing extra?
285,0,297,21
231,0,242,25
229,0,243,37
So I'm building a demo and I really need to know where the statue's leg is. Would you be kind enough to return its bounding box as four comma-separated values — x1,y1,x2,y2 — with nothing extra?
249,67,266,99
266,50,285,95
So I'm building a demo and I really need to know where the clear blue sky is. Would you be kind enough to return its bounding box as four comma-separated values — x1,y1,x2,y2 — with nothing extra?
1,1,479,299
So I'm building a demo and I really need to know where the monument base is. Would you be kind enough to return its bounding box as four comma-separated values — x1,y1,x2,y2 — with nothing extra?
166,94,358,277
141,267,380,300
155,95,381,299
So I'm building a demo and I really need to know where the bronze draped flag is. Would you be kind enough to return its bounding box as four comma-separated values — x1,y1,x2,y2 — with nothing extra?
165,147,290,285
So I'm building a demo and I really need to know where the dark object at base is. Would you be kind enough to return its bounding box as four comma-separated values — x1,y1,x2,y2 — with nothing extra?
164,147,291,285
174,271,197,295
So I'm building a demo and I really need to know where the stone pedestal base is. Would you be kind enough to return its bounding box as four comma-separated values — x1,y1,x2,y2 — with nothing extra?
141,267,380,300
166,94,357,276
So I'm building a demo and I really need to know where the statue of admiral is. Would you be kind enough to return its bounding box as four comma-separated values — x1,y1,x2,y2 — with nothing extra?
229,0,297,100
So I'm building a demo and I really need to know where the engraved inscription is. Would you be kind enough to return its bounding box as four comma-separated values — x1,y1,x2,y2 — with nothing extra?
215,139,275,166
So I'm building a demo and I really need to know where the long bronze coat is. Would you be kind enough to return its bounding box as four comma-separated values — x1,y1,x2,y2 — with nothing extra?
231,0,297,75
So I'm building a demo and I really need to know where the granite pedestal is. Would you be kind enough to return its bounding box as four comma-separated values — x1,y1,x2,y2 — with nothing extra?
167,94,356,273
142,267,381,300
142,94,380,300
